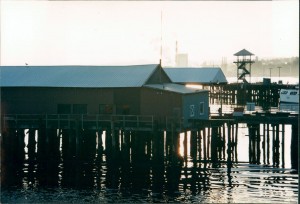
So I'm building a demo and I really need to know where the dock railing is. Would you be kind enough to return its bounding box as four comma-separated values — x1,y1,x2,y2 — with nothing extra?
2,114,157,131
2,114,187,131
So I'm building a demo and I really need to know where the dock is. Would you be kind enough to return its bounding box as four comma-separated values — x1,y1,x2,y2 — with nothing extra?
1,112,298,171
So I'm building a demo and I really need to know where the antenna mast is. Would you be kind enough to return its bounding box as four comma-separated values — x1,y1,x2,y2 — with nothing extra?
160,10,163,65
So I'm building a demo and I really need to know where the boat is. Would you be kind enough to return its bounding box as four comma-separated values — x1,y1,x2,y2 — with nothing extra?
279,85,299,104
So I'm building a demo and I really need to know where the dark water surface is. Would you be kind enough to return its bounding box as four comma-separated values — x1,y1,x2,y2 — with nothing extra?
1,156,298,203
1,130,298,203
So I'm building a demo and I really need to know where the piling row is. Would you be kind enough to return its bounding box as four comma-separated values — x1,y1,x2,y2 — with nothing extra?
1,116,298,175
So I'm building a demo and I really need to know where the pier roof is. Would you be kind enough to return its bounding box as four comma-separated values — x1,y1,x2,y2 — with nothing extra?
144,83,208,94
0,64,165,88
163,67,228,85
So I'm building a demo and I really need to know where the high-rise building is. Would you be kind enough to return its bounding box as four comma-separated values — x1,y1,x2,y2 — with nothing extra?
175,41,188,66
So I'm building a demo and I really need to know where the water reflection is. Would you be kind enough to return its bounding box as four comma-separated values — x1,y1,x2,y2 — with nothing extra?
1,127,298,203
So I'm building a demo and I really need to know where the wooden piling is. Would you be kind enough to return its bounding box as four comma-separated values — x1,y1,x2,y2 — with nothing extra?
267,123,270,164
203,128,207,162
27,129,36,160
16,129,25,162
256,124,261,164
281,124,285,167
291,124,298,170
262,123,266,164
211,126,218,165
183,131,188,163
190,130,197,161
227,122,232,168
97,129,104,159
198,128,202,162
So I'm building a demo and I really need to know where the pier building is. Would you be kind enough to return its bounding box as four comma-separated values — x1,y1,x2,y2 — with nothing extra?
0,64,209,126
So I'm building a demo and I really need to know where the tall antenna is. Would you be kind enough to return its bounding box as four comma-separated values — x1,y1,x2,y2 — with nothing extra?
160,10,163,66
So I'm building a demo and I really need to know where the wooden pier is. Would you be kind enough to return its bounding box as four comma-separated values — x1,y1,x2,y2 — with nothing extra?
210,83,297,107
1,112,298,173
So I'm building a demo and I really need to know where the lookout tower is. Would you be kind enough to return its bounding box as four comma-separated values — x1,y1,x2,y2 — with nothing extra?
234,49,255,83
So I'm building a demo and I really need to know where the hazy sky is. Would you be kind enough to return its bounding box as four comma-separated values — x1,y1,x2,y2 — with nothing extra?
1,1,299,66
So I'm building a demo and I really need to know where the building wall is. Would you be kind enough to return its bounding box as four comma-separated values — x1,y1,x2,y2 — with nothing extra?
182,92,209,125
140,87,182,119
1,87,140,115
1,87,209,126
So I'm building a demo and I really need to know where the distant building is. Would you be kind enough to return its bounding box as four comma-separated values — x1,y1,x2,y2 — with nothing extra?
175,54,188,67
1,64,209,126
164,67,228,86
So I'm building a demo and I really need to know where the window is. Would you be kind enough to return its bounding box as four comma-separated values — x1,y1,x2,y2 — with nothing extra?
199,102,204,115
73,104,87,114
99,104,114,114
189,105,195,117
281,91,287,94
57,104,71,114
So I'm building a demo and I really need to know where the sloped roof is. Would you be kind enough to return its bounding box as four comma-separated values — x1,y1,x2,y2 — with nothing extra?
0,64,160,88
144,83,208,94
163,67,228,84
234,49,254,56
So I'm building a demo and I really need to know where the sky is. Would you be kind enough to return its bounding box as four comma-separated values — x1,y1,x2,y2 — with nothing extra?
1,1,299,67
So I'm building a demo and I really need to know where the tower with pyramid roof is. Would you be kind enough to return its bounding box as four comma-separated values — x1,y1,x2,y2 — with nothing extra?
234,49,255,83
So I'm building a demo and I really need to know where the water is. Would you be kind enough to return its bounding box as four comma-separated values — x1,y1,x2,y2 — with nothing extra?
1,157,298,203
1,102,298,203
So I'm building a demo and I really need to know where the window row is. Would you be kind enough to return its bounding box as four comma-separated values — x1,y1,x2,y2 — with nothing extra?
57,104,130,115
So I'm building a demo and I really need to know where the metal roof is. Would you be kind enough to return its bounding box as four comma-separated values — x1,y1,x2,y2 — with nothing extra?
234,49,254,56
0,64,160,88
163,67,228,84
144,83,208,94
